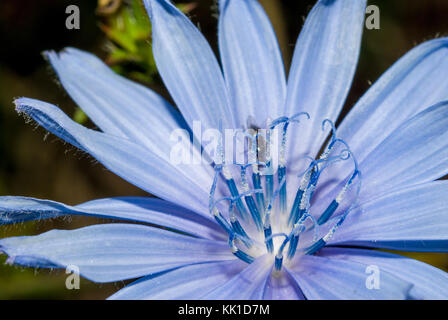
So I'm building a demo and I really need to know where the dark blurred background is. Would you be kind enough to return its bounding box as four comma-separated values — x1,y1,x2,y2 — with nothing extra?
0,0,447,299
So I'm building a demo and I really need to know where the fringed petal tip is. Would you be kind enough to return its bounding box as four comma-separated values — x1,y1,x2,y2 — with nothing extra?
14,97,31,113
14,98,52,126
42,47,82,60
4,254,61,270
14,97,55,115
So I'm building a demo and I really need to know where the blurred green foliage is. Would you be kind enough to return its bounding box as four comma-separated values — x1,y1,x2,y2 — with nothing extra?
73,0,195,124
99,0,156,83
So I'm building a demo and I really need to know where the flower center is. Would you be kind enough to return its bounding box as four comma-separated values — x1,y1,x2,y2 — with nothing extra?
209,115,361,271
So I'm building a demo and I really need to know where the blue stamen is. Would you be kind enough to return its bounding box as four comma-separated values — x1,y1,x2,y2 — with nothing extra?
233,249,255,264
267,114,310,216
239,166,263,231
229,236,255,264
209,115,361,262
230,213,253,248
286,222,306,259
277,119,288,215
288,189,304,226
264,221,274,253
322,119,337,144
305,238,326,255
208,166,222,212
288,160,319,225
317,200,339,225
225,177,249,220
288,148,351,226
252,172,265,216
306,172,362,256
287,234,299,258
274,254,283,271
316,170,359,225
278,166,287,214
264,171,274,208
212,209,233,235
245,195,263,231
263,171,287,252
264,229,273,253
273,233,291,271
264,126,274,207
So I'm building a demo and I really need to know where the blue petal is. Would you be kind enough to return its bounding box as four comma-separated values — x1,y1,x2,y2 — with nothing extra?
109,260,246,300
328,38,448,189
46,48,186,154
319,247,448,299
0,196,223,240
311,100,448,218
14,98,212,216
263,271,304,300
218,0,286,126
285,0,366,164
329,181,448,252
46,48,215,202
287,254,412,299
0,223,234,282
143,0,235,129
359,101,448,197
201,255,272,299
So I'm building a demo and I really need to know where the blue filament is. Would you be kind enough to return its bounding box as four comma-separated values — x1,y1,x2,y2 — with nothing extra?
317,200,339,225
228,235,255,264
264,171,274,208
245,195,263,231
230,216,253,248
252,173,265,216
264,224,274,253
288,189,304,226
278,166,287,214
272,233,291,271
287,234,299,258
274,255,283,271
263,172,287,252
316,169,360,225
213,211,233,235
233,250,255,264
305,239,326,255
239,166,263,231
226,178,249,220
286,221,307,259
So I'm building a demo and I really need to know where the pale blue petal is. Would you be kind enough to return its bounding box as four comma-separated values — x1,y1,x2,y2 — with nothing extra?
359,101,448,197
287,254,412,299
285,0,366,164
218,0,286,126
15,98,211,216
0,223,234,282
201,255,272,300
46,48,186,155
109,260,245,300
311,101,448,218
329,181,448,252
263,271,304,300
0,196,223,240
327,38,448,189
143,0,235,129
319,247,448,300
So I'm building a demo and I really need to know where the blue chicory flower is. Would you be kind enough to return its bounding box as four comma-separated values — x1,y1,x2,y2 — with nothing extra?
1,0,448,299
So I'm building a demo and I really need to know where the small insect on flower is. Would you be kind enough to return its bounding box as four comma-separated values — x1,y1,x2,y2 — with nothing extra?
1,0,448,300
